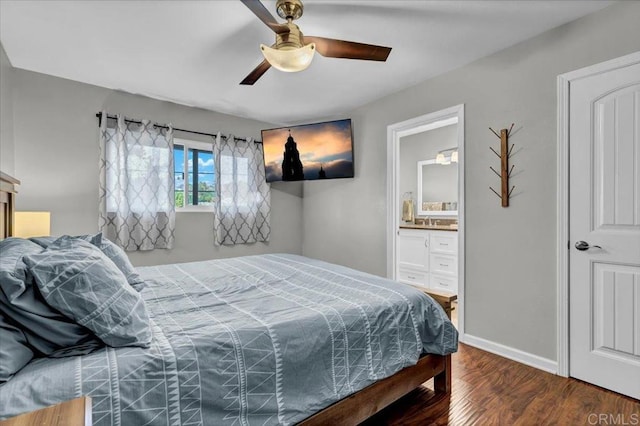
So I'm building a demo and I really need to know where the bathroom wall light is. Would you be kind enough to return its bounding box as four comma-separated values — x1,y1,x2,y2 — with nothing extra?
436,147,457,165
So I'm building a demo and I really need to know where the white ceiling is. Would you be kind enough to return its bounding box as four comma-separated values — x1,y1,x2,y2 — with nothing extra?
0,0,612,125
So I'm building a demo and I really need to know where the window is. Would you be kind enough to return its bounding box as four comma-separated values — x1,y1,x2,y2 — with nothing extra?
212,138,271,245
219,155,250,211
104,125,173,215
100,116,175,250
174,139,215,210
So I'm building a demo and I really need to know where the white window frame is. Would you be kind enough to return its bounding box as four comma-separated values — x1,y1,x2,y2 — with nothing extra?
174,138,215,212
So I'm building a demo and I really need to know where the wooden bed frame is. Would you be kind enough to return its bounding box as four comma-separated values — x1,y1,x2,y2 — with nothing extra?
0,171,20,239
300,353,450,425
0,170,452,425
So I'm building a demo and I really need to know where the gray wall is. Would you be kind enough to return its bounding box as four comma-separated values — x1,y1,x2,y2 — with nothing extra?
11,69,303,266
399,124,457,217
0,43,14,175
303,2,640,361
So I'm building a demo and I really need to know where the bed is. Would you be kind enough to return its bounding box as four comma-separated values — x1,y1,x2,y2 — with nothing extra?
0,173,457,425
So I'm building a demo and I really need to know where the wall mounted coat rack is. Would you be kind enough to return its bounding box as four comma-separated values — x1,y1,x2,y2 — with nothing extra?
489,123,516,207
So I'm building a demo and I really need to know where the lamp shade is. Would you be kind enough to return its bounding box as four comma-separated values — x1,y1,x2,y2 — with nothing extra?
14,211,51,238
451,150,459,163
260,43,316,72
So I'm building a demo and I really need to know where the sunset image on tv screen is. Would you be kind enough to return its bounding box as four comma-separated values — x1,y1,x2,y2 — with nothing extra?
262,119,354,183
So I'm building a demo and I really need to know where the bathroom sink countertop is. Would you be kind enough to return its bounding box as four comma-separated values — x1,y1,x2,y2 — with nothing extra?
399,224,458,231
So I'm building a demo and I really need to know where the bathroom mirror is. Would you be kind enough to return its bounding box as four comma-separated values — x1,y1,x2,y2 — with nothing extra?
417,159,458,216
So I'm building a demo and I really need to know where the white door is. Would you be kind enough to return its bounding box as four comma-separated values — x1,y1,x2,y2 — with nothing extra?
569,56,640,399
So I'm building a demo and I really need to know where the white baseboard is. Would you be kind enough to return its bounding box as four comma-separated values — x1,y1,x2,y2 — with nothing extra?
461,334,558,374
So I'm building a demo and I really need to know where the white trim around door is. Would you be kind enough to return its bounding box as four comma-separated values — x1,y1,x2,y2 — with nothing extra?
387,104,465,340
556,50,640,378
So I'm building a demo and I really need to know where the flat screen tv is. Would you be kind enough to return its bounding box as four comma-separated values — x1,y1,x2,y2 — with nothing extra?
262,118,354,183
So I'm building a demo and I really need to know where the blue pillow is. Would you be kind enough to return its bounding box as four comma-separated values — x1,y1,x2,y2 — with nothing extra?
0,238,99,356
29,234,145,291
23,236,152,348
29,234,99,249
97,238,146,291
0,312,34,383
0,238,43,301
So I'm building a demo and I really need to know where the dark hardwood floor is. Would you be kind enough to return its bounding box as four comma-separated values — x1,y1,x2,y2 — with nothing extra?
362,343,639,425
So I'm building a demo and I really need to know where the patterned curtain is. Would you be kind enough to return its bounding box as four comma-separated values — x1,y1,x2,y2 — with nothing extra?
99,114,175,251
213,133,271,245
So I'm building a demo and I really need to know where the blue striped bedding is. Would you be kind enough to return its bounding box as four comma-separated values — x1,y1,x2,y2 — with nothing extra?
0,254,458,425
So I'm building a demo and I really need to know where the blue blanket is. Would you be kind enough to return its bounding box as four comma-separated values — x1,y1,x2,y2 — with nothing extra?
0,254,457,425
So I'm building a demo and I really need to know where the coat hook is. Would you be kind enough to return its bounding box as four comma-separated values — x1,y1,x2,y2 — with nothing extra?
489,123,518,207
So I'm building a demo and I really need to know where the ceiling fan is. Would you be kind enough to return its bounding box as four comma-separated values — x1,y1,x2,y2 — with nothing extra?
239,0,392,85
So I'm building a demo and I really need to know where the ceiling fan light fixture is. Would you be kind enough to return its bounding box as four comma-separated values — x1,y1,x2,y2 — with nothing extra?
260,43,315,73
239,0,391,85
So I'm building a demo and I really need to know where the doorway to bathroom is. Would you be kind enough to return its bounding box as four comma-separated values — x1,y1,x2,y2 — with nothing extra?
386,105,465,336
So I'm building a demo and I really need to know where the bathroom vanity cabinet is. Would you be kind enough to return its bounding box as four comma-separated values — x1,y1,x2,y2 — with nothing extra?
397,228,458,294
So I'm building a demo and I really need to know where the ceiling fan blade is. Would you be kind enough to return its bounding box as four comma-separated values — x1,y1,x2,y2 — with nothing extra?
239,0,290,34
240,59,272,85
304,36,391,62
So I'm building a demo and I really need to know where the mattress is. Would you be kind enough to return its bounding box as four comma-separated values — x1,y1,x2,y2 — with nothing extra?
0,253,458,425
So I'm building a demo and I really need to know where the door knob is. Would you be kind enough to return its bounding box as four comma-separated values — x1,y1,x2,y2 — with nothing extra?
575,241,601,251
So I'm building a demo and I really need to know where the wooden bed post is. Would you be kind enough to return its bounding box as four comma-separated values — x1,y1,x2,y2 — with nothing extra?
434,354,452,394
0,171,20,239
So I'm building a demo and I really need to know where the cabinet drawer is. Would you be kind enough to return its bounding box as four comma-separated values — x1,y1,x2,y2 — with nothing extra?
430,233,457,254
430,274,457,293
397,268,429,287
430,254,457,276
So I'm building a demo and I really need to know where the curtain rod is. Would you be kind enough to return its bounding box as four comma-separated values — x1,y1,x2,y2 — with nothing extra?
95,112,262,144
